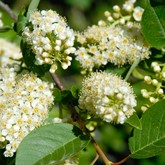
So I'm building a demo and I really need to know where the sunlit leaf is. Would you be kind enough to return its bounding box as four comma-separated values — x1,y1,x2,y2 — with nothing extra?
129,99,165,159
27,0,40,19
16,123,90,165
13,9,27,35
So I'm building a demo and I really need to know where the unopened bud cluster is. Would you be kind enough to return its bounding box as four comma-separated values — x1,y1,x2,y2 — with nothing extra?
0,67,54,157
98,0,144,27
141,61,165,112
78,72,137,124
23,10,76,73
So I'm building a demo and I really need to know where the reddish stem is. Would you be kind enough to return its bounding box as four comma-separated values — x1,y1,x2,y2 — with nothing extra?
112,155,131,165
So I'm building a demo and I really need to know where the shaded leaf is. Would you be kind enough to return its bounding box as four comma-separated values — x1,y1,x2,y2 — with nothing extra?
141,5,165,48
16,123,90,165
71,85,80,99
106,65,129,77
53,88,62,103
61,90,76,105
135,0,150,8
129,99,165,159
21,39,50,77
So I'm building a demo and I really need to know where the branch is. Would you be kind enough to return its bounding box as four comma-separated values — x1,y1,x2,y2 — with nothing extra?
91,138,112,165
0,1,17,21
50,72,64,91
112,155,131,165
90,153,99,165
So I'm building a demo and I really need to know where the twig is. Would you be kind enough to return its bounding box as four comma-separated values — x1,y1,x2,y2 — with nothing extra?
0,1,17,21
50,72,64,91
91,138,112,165
90,153,99,165
112,155,131,165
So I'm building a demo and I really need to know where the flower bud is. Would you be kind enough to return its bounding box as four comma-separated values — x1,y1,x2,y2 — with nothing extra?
113,5,120,12
153,65,161,72
104,11,111,17
158,88,164,95
152,79,158,86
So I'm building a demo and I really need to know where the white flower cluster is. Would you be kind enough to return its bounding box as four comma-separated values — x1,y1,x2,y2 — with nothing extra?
23,10,76,73
75,24,150,73
141,61,165,112
0,39,22,67
0,67,54,157
78,72,137,124
0,12,3,27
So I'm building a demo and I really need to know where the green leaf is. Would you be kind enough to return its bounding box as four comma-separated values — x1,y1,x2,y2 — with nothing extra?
61,90,75,105
129,99,165,159
141,5,165,48
13,9,27,35
135,0,150,8
125,113,142,130
16,123,90,165
53,88,62,103
27,0,40,19
71,85,80,99
105,65,129,76
21,39,50,76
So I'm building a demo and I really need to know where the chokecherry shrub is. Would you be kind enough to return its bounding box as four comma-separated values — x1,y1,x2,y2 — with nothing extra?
0,0,165,165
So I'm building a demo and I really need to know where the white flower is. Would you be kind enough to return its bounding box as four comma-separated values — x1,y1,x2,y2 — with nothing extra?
133,6,144,21
0,39,22,67
123,0,136,13
22,10,75,73
0,66,54,157
78,72,137,124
